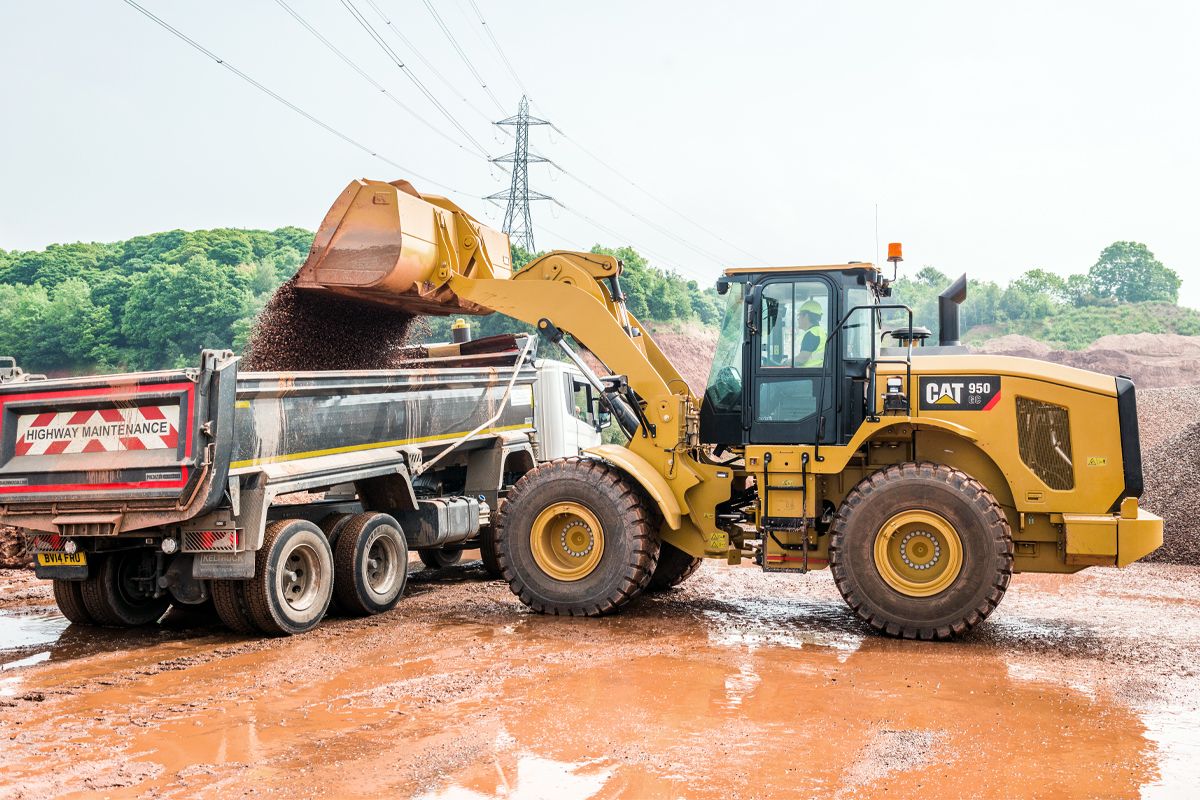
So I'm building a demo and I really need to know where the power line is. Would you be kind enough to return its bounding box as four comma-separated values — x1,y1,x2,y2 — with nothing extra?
272,0,478,158
419,0,508,115
339,0,495,159
558,132,767,263
454,0,764,265
461,0,529,99
119,0,468,197
362,0,506,134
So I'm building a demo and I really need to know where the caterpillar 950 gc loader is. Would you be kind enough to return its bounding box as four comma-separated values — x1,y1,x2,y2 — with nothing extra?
297,177,1162,640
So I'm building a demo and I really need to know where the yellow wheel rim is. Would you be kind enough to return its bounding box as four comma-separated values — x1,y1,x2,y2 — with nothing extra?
530,502,605,582
872,510,963,597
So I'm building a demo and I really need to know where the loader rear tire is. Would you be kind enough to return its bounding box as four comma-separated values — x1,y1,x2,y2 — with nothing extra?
829,462,1013,641
246,519,334,636
52,579,94,625
334,513,408,616
80,551,169,627
647,542,703,592
419,547,463,570
495,458,659,616
212,581,258,635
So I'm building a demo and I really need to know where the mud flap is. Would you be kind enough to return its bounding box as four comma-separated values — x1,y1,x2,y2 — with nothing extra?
192,550,255,579
33,564,88,580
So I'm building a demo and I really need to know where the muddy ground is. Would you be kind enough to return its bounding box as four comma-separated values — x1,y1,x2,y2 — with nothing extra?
0,558,1197,799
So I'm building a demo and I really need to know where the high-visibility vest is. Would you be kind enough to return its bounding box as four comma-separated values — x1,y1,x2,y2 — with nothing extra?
799,325,827,368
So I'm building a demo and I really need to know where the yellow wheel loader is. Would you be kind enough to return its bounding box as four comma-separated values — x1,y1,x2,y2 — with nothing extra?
296,177,1163,639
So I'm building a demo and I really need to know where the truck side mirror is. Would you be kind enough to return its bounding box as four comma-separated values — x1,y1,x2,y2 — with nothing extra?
597,411,611,431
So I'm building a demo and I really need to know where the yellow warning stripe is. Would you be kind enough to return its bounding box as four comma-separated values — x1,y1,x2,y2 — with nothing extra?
229,423,530,469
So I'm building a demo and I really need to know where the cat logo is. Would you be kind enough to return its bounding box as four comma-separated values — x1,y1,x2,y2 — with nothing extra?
918,375,1002,412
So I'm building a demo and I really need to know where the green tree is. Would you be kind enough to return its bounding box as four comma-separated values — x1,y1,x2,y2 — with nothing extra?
1087,242,1180,303
122,256,251,368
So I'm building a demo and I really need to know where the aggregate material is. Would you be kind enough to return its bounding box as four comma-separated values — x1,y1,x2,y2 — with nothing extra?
241,277,426,372
0,559,1197,799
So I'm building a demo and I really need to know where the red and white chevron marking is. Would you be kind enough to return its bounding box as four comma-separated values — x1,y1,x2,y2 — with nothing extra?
14,405,179,457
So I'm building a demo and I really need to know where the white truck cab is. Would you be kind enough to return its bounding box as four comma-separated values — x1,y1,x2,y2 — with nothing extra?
532,359,607,460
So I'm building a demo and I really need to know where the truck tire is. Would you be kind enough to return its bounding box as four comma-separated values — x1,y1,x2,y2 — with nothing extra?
79,551,170,627
52,579,94,625
245,519,334,636
319,512,356,615
495,458,659,616
479,526,501,578
319,512,356,551
333,513,408,616
829,462,1014,640
647,542,703,591
212,581,259,634
419,547,463,570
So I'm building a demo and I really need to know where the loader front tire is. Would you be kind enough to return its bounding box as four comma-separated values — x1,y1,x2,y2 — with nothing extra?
647,542,703,591
246,519,334,636
496,458,659,616
829,462,1013,640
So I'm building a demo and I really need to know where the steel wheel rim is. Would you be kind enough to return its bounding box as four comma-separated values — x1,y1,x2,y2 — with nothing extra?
363,528,401,597
278,542,322,612
873,510,964,597
529,502,605,582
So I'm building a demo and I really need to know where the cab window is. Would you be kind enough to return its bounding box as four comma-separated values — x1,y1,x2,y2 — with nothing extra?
759,280,830,369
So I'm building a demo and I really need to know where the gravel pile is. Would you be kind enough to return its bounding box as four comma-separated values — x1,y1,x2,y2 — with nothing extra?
1139,389,1200,565
242,278,426,371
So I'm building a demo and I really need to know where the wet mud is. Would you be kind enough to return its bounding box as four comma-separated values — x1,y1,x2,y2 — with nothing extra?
1,560,1198,799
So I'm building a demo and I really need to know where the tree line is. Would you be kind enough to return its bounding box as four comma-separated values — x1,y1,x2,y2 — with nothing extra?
889,242,1192,349
0,229,720,374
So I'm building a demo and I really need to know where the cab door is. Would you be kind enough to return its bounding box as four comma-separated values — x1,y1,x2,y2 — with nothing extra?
746,276,838,445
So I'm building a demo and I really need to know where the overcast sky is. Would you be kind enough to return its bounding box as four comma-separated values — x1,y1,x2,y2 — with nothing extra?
1,1,1197,304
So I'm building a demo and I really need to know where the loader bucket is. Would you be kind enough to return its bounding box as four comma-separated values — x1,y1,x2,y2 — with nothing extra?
294,178,512,316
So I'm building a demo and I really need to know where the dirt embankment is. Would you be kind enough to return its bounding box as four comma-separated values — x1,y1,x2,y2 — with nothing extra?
975,333,1200,388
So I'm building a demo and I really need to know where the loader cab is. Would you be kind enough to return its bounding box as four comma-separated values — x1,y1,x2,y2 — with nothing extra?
699,264,882,447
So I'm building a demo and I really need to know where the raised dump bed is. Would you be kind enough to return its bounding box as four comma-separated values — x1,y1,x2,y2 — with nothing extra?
0,336,610,634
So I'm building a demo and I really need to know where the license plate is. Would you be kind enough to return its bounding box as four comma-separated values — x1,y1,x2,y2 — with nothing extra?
37,552,87,567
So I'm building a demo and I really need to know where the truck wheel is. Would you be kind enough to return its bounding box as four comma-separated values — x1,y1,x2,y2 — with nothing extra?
212,581,259,634
333,513,408,616
495,458,660,616
419,547,463,570
829,462,1014,640
245,519,334,635
52,579,94,624
479,526,502,578
647,542,703,591
80,551,169,627
319,512,356,615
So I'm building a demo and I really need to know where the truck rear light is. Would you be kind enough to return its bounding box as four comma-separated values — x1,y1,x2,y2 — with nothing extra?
182,529,241,553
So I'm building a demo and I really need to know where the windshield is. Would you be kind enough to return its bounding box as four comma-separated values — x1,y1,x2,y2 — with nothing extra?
704,283,745,413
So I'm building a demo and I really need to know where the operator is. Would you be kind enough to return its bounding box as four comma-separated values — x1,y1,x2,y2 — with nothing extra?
796,300,827,368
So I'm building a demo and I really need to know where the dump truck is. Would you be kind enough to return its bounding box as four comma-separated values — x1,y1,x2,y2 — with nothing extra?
285,178,1162,639
0,335,608,634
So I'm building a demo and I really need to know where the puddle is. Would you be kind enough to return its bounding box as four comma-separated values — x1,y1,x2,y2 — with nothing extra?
416,746,615,800
0,610,69,653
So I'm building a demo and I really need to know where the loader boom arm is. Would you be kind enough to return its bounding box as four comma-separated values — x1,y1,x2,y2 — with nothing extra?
295,178,731,555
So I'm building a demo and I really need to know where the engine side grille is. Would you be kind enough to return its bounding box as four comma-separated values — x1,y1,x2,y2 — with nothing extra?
1016,397,1074,490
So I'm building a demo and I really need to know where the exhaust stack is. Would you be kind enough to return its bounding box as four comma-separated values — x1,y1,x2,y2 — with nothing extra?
938,274,968,347
294,178,512,316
